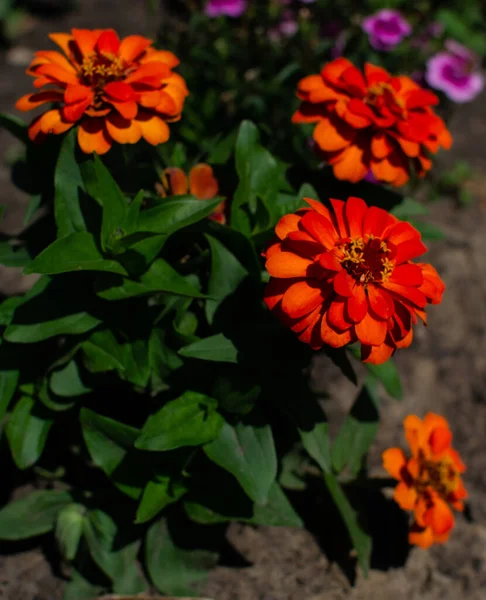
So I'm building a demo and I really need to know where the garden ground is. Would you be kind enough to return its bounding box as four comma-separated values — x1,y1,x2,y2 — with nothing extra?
0,1,485,598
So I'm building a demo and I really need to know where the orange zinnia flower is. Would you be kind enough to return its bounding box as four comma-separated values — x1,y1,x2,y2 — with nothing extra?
293,58,452,186
155,163,226,224
263,196,444,364
383,413,467,548
16,29,188,154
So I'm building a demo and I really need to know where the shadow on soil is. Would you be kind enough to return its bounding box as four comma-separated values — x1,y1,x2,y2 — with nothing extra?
288,477,411,584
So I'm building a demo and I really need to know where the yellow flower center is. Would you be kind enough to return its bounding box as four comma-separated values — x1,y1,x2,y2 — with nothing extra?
339,236,394,285
80,51,126,87
417,456,460,499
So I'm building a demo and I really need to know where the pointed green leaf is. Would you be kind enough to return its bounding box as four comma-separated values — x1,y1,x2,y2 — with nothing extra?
80,408,142,499
135,476,188,524
137,195,223,235
145,518,217,595
135,391,223,451
0,490,73,540
6,396,53,469
50,360,91,397
95,258,205,300
332,379,380,477
24,231,128,276
205,234,248,323
54,128,89,236
204,420,277,504
179,333,238,363
81,154,127,251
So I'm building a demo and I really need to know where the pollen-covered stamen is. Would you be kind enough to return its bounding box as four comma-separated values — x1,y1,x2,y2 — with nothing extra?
339,236,395,284
80,51,127,87
416,455,461,499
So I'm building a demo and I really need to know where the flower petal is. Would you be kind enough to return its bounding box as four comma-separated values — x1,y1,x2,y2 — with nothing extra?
275,214,301,240
333,269,355,297
77,117,112,154
300,211,338,250
136,113,170,145
361,339,394,364
105,113,142,144
189,164,219,199
382,447,407,479
119,34,151,62
390,263,424,286
355,311,387,345
394,481,418,510
96,29,120,54
282,281,325,319
345,195,367,238
367,285,393,319
15,91,63,111
321,312,353,348
266,252,312,279
346,284,368,323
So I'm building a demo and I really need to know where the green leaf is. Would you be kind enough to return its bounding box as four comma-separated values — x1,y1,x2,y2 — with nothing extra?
24,231,128,276
6,396,53,469
348,346,402,400
135,391,224,451
82,154,127,251
145,518,217,595
409,219,445,241
205,234,248,323
185,481,302,528
119,339,150,388
83,510,146,593
24,194,42,226
0,113,29,144
391,197,428,219
135,476,188,524
331,379,379,478
137,195,223,235
179,333,238,363
232,121,280,233
324,473,372,576
82,329,125,373
206,129,237,164
54,128,89,237
5,310,101,343
95,258,205,301
0,242,30,267
80,408,142,499
63,568,104,600
0,490,73,540
50,360,91,397
148,327,183,393
0,368,19,422
365,358,402,400
284,392,331,474
55,504,86,561
204,420,277,504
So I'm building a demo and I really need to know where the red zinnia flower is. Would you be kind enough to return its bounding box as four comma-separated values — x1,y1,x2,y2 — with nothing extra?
16,28,188,154
155,163,226,224
383,413,467,548
293,58,452,186
263,196,444,364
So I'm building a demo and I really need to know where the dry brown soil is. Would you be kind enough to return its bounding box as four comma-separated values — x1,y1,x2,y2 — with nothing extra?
0,2,485,599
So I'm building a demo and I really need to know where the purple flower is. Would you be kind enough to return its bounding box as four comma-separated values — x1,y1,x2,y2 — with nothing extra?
425,40,484,103
205,0,247,18
362,9,411,52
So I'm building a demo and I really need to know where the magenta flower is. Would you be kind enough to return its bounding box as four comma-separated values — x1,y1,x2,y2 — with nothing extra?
425,40,484,103
362,9,411,51
205,0,247,18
